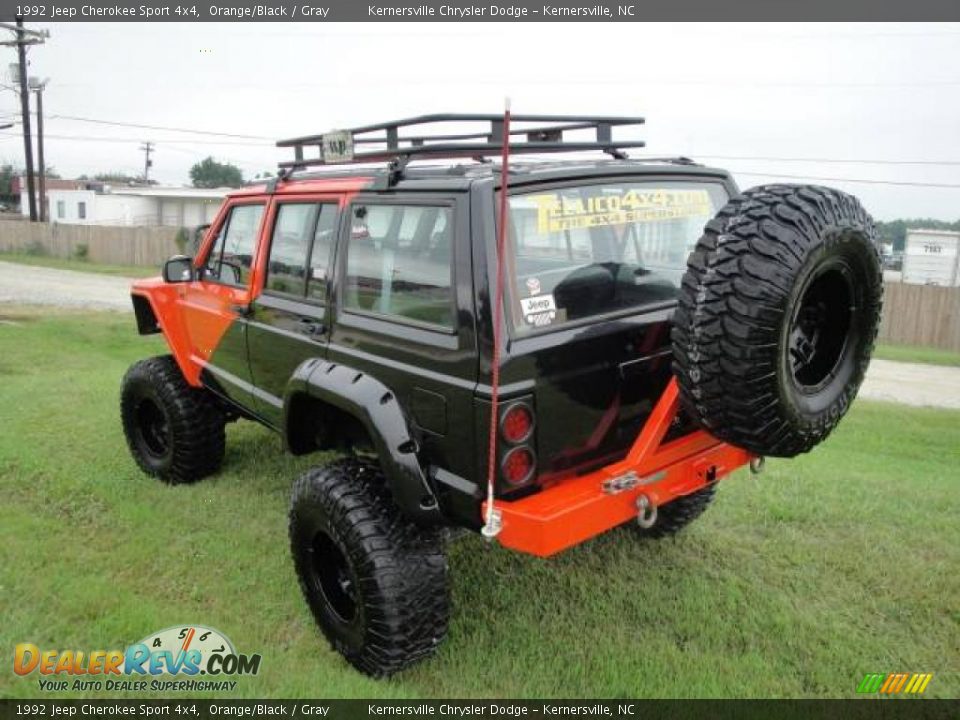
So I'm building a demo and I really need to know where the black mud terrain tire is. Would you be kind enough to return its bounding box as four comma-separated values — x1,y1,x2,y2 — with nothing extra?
120,355,225,483
673,185,883,457
289,458,449,677
632,485,717,539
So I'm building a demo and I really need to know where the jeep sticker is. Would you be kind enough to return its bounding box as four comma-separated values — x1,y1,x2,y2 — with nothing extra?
520,294,557,327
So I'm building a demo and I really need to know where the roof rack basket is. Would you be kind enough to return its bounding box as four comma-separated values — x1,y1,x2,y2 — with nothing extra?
276,113,645,172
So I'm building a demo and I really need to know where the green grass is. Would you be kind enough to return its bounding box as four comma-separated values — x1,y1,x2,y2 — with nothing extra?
0,252,159,278
874,342,960,368
0,306,957,699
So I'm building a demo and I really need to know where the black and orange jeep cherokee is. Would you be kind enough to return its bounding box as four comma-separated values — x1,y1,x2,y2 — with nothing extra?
120,114,883,676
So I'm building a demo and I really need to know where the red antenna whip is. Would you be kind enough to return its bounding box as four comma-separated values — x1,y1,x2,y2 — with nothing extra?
482,98,512,539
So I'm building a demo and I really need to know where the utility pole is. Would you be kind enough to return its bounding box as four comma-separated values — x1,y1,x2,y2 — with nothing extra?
141,141,154,183
30,77,47,221
0,19,48,222
15,18,35,220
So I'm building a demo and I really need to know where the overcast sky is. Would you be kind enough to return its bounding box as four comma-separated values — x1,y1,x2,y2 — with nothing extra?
1,22,958,220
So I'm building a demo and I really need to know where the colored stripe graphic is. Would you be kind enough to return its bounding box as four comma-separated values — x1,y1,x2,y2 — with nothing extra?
858,672,932,694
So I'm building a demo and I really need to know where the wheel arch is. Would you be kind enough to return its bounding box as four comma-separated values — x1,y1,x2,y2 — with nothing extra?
130,287,202,386
283,359,443,525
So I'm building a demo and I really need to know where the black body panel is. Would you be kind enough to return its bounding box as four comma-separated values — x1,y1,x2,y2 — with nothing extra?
197,160,738,529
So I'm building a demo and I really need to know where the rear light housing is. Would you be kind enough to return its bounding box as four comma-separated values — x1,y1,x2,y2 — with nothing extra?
500,402,534,444
501,446,536,486
498,400,537,488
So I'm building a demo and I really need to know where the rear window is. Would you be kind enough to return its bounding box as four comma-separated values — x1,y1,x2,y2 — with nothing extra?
507,181,728,333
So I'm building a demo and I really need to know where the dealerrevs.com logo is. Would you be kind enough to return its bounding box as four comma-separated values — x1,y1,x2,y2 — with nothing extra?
14,625,262,692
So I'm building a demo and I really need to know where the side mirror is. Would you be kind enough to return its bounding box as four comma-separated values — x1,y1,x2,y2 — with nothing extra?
163,255,194,283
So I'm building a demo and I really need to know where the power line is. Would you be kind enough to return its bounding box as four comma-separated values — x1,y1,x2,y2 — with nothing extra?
688,154,960,167
731,171,960,189
45,113,274,141
0,131,272,146
14,131,960,168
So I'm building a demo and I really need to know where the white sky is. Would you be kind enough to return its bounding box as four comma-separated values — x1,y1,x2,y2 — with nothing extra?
1,21,959,221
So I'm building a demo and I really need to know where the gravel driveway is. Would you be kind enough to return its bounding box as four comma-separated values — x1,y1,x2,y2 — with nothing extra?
0,260,135,310
859,358,960,410
2,260,959,409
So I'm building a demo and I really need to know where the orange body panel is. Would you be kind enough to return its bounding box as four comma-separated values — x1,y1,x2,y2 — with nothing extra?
130,178,372,387
486,378,754,557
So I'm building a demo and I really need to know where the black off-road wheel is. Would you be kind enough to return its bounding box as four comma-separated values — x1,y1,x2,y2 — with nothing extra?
289,458,450,677
673,185,883,457
120,355,225,483
630,485,718,539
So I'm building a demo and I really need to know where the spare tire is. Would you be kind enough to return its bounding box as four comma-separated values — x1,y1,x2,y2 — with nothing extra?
672,184,883,457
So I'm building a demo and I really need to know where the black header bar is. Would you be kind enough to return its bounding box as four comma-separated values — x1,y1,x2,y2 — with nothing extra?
2,0,960,21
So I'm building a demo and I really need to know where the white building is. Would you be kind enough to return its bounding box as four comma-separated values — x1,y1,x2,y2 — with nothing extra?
22,183,229,227
902,229,960,287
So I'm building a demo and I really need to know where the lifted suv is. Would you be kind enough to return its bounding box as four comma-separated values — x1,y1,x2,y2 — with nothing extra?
121,114,882,676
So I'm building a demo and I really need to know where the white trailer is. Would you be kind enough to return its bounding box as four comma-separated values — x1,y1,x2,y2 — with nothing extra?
902,229,960,286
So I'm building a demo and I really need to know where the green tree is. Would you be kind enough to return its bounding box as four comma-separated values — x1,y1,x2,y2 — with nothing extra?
0,164,19,198
189,157,244,188
93,171,147,185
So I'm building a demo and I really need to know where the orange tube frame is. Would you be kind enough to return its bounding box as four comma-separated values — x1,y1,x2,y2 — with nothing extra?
485,378,754,557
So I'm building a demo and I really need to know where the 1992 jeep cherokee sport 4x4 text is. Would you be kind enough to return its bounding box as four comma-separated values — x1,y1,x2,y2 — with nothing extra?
120,114,883,676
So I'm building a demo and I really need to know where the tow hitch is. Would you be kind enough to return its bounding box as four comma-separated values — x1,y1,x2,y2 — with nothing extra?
636,494,658,529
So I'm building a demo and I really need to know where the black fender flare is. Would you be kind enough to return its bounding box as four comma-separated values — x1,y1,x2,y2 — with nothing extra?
283,358,442,525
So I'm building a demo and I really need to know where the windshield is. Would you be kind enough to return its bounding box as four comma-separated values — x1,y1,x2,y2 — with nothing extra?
506,180,728,333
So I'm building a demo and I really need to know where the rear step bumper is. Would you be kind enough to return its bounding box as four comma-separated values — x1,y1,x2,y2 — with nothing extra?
485,378,754,557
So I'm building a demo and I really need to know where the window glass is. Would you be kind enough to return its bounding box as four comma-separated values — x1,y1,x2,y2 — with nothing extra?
77,201,86,220
57,200,65,219
507,182,727,333
265,204,316,296
204,204,264,286
344,204,453,328
307,205,338,302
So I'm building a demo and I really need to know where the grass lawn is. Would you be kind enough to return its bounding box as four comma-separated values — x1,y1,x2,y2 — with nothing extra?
0,306,957,699
0,252,159,279
874,342,960,368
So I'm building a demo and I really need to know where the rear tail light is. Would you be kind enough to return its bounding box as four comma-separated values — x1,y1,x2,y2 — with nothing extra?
498,401,537,488
500,403,534,444
501,446,536,486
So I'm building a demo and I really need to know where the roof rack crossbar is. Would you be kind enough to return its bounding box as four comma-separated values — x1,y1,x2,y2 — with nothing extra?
277,141,648,171
276,113,645,172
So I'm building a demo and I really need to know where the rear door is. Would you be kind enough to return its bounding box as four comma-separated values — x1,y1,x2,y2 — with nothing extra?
501,177,731,478
326,194,478,486
246,197,341,427
183,200,266,412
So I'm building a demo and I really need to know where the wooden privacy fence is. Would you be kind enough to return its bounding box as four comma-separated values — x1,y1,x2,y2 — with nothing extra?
878,282,960,352
0,221,182,267
0,221,958,351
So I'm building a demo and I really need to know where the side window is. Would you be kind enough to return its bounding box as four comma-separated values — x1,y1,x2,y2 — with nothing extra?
344,203,453,329
307,205,338,302
264,203,339,301
265,204,316,296
204,204,264,286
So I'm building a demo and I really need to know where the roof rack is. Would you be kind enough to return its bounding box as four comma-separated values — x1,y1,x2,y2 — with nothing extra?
276,114,646,175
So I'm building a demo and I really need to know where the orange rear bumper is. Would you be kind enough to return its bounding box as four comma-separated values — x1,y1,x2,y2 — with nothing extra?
485,379,754,557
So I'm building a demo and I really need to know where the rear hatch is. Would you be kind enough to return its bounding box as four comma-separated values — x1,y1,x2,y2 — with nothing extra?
501,176,731,487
